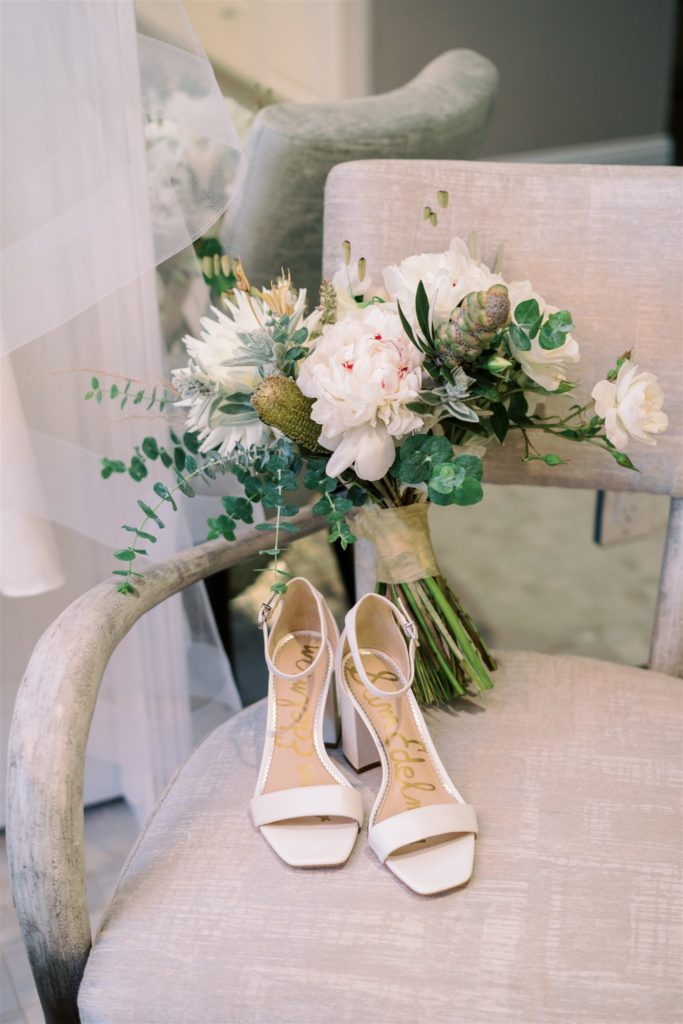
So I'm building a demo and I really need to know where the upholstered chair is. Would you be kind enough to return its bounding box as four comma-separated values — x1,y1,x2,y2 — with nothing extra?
7,160,681,1024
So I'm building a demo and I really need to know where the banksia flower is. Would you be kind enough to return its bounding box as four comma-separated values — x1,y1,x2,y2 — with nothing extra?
251,375,326,454
435,284,511,363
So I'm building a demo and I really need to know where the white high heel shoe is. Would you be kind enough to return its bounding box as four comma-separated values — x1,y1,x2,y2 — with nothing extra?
336,592,478,895
250,578,363,867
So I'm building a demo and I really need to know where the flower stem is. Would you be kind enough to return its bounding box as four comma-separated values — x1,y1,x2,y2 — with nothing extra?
398,583,465,697
423,576,494,691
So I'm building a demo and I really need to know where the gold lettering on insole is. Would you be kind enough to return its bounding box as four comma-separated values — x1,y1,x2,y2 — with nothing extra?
263,636,338,795
346,656,447,818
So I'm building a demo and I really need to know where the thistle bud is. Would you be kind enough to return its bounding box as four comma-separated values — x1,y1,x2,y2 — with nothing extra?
486,354,512,375
342,240,352,266
357,257,367,282
434,284,511,363
251,376,326,454
437,190,449,209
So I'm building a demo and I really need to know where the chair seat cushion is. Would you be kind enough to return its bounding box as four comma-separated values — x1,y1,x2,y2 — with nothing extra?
78,650,682,1023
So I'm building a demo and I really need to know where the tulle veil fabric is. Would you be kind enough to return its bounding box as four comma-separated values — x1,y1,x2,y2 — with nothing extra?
0,0,245,820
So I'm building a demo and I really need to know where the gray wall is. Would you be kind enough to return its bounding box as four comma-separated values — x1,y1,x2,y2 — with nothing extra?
370,0,678,155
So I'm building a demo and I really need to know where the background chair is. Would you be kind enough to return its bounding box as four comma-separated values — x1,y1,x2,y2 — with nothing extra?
7,161,682,1024
220,49,498,301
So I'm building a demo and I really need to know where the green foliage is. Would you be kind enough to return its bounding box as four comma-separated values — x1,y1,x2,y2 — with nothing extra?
195,236,237,295
397,435,453,484
513,298,542,339
129,455,147,481
506,323,531,352
141,436,159,459
490,403,509,444
101,457,126,479
525,452,567,466
608,449,638,471
396,436,484,508
415,280,433,344
507,391,529,425
428,455,483,506
539,310,573,351
85,377,172,413
153,481,177,511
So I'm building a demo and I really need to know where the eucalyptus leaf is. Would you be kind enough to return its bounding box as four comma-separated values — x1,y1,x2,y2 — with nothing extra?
137,500,165,528
539,311,573,351
398,434,453,484
114,549,136,561
514,298,542,338
507,324,531,352
141,436,159,460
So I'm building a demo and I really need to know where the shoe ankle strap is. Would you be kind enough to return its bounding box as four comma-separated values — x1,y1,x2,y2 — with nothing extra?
344,592,418,699
258,579,330,681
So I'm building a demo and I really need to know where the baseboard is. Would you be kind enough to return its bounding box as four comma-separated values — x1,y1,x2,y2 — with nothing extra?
492,133,674,166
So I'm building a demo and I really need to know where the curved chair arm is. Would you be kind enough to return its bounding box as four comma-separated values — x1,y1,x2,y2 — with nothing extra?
6,506,323,1024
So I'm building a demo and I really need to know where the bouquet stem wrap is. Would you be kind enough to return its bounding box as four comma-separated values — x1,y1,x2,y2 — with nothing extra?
352,504,439,583
352,501,496,704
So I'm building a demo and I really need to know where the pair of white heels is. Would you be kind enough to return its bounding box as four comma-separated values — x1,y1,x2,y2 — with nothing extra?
249,578,478,896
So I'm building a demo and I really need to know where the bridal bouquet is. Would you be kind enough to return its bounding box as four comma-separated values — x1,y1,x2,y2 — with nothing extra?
94,192,668,704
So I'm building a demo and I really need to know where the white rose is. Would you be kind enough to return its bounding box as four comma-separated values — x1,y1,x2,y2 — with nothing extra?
506,280,580,391
297,306,423,480
383,237,502,326
591,359,668,449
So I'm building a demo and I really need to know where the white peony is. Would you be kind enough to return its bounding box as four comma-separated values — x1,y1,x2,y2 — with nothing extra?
297,306,423,480
383,237,503,326
591,359,668,449
506,280,580,391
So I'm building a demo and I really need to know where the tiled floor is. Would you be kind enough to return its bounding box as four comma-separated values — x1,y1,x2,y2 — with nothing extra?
1,799,140,1024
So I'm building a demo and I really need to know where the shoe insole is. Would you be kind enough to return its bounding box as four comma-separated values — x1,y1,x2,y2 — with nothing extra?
342,649,454,823
263,631,338,794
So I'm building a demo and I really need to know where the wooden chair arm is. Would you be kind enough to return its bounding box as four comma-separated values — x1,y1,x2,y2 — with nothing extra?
6,506,323,1024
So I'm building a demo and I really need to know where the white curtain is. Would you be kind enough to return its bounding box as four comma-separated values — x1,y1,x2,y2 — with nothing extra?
0,0,245,821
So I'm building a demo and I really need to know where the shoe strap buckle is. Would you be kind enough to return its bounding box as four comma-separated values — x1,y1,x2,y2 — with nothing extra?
402,617,419,646
257,602,273,629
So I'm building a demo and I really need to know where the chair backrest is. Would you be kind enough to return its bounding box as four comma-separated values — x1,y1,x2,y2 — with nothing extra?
323,159,683,497
221,50,497,302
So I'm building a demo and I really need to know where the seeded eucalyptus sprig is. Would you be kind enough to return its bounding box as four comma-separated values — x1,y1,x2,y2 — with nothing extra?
85,375,174,412
113,446,233,594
